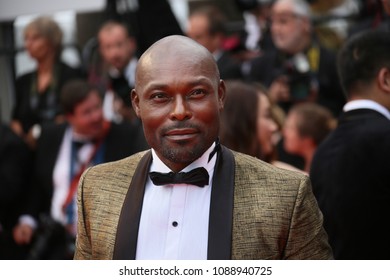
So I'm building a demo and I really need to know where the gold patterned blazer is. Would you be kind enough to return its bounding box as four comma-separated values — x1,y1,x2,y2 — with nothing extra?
74,146,332,260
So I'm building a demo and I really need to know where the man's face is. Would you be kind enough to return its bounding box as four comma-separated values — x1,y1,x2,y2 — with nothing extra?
257,93,278,158
98,26,135,71
132,47,225,172
67,91,104,139
282,110,303,154
382,0,390,15
187,14,218,53
270,3,309,53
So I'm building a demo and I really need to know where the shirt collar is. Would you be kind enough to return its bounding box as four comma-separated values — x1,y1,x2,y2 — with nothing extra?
343,99,390,120
108,57,137,85
123,57,138,86
213,50,223,61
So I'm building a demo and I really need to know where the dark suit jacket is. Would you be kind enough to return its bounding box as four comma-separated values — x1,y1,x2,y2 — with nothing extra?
130,0,183,54
24,121,148,220
75,146,332,260
310,109,390,259
0,124,33,259
12,61,84,133
217,51,243,80
0,124,32,230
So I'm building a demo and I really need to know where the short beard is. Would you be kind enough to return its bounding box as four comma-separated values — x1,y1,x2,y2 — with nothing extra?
161,140,205,165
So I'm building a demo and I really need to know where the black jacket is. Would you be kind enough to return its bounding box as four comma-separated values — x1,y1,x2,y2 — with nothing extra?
310,109,390,259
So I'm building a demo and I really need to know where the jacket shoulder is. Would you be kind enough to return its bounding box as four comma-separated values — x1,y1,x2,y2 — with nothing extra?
85,150,149,179
233,151,307,183
231,150,310,208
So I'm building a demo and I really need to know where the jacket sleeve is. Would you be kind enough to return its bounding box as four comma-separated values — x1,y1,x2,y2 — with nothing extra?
74,168,93,260
284,176,333,259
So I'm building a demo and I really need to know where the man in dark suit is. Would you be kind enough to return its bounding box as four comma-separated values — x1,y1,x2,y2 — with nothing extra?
0,122,33,259
186,5,244,80
13,79,147,259
74,35,332,260
310,29,390,260
90,20,139,123
247,0,345,117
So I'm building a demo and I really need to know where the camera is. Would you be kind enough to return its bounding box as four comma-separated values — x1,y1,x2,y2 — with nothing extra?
283,53,318,102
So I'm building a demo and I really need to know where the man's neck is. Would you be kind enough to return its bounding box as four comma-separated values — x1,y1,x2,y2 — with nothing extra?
151,141,217,173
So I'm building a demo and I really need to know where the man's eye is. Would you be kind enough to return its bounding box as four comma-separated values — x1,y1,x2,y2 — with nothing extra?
151,93,167,99
189,89,206,98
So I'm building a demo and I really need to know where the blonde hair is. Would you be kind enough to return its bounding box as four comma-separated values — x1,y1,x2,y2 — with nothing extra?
24,16,63,57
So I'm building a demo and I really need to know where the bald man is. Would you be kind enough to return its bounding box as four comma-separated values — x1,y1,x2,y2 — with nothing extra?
74,35,332,260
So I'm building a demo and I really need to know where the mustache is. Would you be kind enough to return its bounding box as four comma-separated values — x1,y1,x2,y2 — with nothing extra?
160,121,200,134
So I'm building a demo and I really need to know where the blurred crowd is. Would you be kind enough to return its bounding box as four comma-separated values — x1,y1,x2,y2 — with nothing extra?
1,0,390,260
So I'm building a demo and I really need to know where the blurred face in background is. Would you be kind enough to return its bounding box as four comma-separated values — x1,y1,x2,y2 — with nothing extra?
67,90,104,139
99,24,136,71
283,110,303,154
187,14,219,53
382,0,390,15
257,92,278,157
24,27,54,61
270,1,310,54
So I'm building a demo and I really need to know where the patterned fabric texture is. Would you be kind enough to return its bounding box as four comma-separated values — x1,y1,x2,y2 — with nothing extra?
74,149,332,260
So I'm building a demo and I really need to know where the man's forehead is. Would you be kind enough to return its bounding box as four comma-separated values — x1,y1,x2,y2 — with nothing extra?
139,50,212,73
272,4,294,16
136,35,218,78
142,35,211,58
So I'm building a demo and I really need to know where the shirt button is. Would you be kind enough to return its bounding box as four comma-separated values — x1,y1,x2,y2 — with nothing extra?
172,221,178,227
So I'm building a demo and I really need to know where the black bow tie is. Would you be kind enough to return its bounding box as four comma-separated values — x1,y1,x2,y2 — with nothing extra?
149,167,209,187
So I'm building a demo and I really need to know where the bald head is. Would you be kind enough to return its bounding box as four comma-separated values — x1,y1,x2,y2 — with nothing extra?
140,35,215,62
135,35,220,89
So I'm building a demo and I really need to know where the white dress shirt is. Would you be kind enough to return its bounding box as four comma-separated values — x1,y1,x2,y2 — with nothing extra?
343,99,390,120
136,143,217,260
19,128,94,234
52,128,94,235
103,57,138,123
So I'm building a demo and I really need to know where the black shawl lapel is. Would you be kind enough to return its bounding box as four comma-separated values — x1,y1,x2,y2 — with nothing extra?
207,146,235,260
113,146,235,260
113,151,152,259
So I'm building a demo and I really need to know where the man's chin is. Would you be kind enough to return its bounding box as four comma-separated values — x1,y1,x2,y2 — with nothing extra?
161,145,201,164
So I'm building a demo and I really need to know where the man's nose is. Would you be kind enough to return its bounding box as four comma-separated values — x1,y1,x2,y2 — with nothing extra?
170,96,192,121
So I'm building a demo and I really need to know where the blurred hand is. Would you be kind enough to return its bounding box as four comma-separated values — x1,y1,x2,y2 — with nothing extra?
25,128,38,150
13,223,34,245
10,120,25,138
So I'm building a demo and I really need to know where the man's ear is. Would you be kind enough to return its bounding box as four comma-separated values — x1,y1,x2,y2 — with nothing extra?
131,89,141,117
378,67,390,94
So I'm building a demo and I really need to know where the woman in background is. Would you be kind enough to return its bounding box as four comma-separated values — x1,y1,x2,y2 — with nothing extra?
11,16,83,141
220,80,301,172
